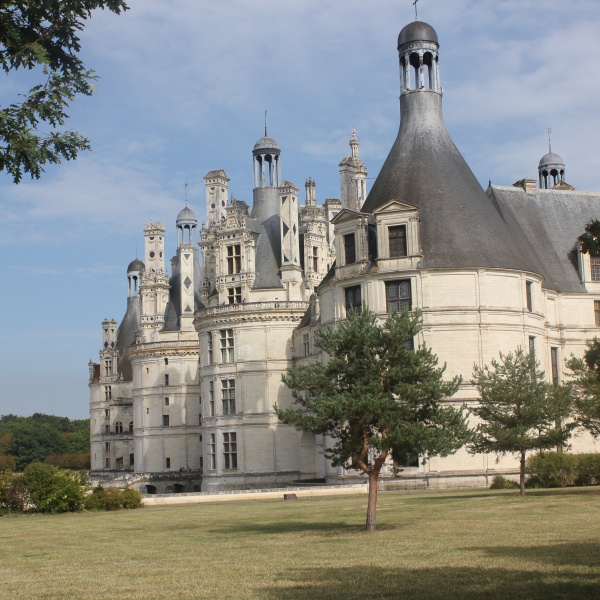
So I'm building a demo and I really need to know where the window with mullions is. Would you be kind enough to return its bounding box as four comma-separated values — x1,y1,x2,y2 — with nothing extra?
386,280,411,313
551,347,559,387
388,225,407,258
114,421,123,433
223,432,238,469
209,381,215,416
595,301,600,327
227,245,241,274
345,285,362,315
209,434,216,469
303,333,310,356
221,380,236,415
344,233,356,265
592,256,600,282
227,287,242,304
312,247,319,272
526,281,533,312
105,386,112,401
220,329,234,362
207,333,213,364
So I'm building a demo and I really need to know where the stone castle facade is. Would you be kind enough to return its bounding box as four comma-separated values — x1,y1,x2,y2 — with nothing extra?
89,19,599,493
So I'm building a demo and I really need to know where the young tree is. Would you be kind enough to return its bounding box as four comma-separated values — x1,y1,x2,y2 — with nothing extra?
469,349,575,496
566,337,600,438
0,1,129,183
275,307,472,532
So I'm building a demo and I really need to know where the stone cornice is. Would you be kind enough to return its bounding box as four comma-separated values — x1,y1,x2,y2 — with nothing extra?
129,340,199,359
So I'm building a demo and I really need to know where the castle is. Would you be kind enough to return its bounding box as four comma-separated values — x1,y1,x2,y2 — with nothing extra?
89,20,600,493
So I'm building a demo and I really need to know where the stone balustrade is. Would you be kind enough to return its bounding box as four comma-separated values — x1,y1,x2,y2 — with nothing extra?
197,300,309,317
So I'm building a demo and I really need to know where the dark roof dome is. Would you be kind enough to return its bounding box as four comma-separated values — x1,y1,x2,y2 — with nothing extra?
253,136,280,152
176,206,197,222
127,258,144,273
539,152,564,168
398,21,438,48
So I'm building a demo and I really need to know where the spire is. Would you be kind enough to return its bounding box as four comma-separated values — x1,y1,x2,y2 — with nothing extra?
350,128,359,159
548,127,552,153
265,110,268,137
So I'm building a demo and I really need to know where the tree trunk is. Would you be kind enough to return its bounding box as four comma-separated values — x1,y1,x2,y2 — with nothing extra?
520,450,526,497
366,470,379,532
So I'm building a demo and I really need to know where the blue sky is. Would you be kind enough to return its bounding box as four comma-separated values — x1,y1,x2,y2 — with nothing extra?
1,0,599,419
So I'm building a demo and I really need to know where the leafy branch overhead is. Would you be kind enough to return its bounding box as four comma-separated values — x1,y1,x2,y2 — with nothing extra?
0,1,128,183
578,219,600,255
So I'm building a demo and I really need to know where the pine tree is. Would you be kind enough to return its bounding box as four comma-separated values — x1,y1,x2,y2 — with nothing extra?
275,307,472,532
566,338,600,438
469,349,575,496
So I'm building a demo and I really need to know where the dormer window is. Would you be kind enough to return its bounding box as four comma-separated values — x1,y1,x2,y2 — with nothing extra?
227,245,241,274
344,234,356,265
389,225,407,257
591,256,600,282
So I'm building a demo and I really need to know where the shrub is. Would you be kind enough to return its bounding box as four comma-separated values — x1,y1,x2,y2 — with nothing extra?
83,486,143,511
0,455,16,472
490,475,519,489
526,452,578,488
22,463,87,513
0,473,28,512
574,454,600,486
525,477,543,489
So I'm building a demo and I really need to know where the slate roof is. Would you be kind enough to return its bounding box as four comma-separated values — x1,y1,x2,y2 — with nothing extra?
488,185,600,293
115,296,140,381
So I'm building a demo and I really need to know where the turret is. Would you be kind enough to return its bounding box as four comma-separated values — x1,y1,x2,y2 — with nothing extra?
339,129,368,210
204,170,230,225
539,153,566,189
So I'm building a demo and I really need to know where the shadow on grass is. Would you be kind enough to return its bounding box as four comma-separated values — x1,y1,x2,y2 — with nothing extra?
206,520,404,536
407,487,600,503
260,564,600,600
469,541,600,568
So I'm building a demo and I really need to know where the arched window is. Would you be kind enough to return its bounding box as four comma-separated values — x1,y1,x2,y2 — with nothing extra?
409,53,420,89
400,55,407,88
128,421,133,433
115,421,123,434
423,52,433,89
550,169,559,187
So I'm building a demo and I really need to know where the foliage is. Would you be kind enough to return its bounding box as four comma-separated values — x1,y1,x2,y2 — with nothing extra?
0,0,128,183
45,453,90,470
469,349,575,496
574,454,600,486
566,338,600,438
489,475,519,489
0,472,28,512
577,219,600,256
526,452,600,488
276,307,472,531
525,477,543,489
0,413,90,470
0,455,16,471
22,462,87,513
83,485,143,511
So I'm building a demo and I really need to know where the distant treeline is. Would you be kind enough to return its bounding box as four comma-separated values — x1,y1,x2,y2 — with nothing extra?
0,414,90,471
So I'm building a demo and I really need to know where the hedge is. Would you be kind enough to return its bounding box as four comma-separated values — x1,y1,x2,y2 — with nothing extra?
526,452,600,488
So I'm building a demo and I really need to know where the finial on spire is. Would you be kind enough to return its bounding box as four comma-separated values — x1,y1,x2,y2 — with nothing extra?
413,0,419,21
265,110,267,137
185,182,188,206
548,127,552,153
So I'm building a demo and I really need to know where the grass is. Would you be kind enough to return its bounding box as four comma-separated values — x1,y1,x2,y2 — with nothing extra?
1,487,599,600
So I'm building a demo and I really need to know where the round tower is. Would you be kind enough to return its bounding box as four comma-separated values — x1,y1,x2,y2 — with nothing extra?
398,21,441,94
253,136,281,189
127,258,144,298
539,153,565,189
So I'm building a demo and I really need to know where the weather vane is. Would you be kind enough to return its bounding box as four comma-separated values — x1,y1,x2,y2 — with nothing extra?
413,0,419,21
548,128,552,153
265,110,268,137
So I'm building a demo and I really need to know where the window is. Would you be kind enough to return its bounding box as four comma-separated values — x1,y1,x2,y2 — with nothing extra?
105,424,109,434
344,233,356,265
104,409,109,417
526,281,533,312
222,380,236,415
209,381,215,416
345,285,362,315
105,360,112,376
595,301,600,326
227,287,242,304
312,247,319,272
303,333,310,356
164,374,169,386
386,280,412,313
227,244,241,274
164,357,168,366
220,329,234,362
199,457,203,470
115,421,123,434
223,432,238,469
146,407,149,414
105,458,110,468
388,225,407,258
551,347,559,387
105,386,112,401
165,397,170,406
116,457,123,470
163,415,170,427
166,457,171,469
130,453,134,466
208,333,213,364
529,336,535,357
129,421,133,433
105,442,110,452
591,256,600,282
210,434,216,469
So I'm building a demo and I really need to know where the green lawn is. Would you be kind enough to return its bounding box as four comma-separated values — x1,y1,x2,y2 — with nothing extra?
1,487,599,600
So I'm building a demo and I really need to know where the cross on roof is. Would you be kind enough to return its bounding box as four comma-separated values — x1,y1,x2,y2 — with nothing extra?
413,0,419,20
